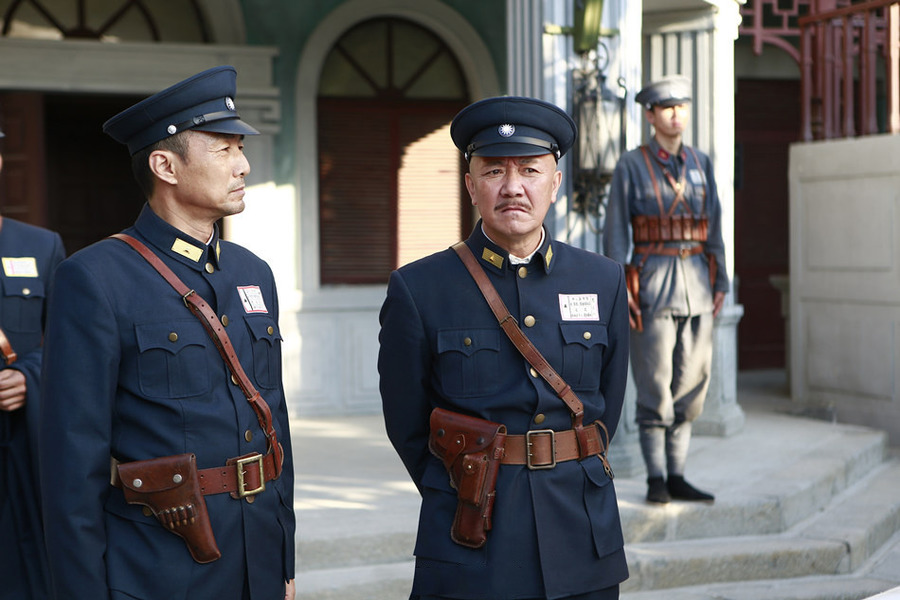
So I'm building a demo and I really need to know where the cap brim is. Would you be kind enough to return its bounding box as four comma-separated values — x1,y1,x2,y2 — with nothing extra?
193,118,259,137
471,142,555,158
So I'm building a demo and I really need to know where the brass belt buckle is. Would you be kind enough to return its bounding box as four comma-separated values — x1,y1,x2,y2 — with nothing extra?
236,453,266,498
678,247,691,258
525,429,556,470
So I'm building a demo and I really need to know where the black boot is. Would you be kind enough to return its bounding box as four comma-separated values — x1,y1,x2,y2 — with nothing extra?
667,475,714,502
646,477,671,504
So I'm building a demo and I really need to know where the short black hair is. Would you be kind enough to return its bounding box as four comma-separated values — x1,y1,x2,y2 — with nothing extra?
130,131,190,199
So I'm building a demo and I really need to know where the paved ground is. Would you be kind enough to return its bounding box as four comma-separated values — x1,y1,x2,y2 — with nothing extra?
290,370,900,598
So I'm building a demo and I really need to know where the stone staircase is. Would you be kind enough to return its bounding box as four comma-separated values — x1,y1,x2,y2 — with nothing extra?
292,384,900,600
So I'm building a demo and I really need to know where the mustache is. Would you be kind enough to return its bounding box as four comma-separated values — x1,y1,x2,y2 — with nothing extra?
495,200,531,211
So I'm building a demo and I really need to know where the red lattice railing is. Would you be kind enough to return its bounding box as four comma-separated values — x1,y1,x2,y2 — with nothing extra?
799,0,900,140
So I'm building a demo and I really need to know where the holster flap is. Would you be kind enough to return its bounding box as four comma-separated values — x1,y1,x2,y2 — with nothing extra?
428,407,506,470
117,453,196,494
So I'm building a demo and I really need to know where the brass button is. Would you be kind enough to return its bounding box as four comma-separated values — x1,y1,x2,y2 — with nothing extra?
530,367,539,378
205,262,214,274
168,332,178,343
583,331,592,340
523,315,536,327
22,288,31,296
463,337,472,347
534,413,546,425
221,315,229,326
246,495,256,504
142,506,153,517
231,374,239,385
244,429,253,442
267,326,274,335
517,266,527,279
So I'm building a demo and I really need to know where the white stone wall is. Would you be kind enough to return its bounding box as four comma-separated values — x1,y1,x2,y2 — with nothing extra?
789,135,900,445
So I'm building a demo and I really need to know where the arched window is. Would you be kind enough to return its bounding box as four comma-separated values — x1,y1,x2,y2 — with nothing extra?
317,17,470,285
0,0,209,42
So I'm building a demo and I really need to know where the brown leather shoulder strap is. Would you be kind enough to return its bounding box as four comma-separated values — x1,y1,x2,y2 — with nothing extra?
111,233,282,475
0,326,17,365
451,241,584,427
640,145,666,216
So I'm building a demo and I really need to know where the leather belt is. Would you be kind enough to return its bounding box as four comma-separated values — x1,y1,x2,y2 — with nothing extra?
111,452,279,499
501,425,607,470
634,244,704,259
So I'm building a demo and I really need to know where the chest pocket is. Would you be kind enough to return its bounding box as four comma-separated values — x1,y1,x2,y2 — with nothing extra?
135,320,211,398
436,328,501,398
559,322,608,392
244,315,283,389
0,278,45,334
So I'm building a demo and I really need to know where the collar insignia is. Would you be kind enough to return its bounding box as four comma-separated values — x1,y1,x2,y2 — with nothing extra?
481,247,504,269
171,238,203,262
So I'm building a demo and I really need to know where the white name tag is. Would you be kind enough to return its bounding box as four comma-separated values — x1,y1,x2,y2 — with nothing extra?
237,285,268,314
689,169,704,186
558,294,599,321
2,257,39,277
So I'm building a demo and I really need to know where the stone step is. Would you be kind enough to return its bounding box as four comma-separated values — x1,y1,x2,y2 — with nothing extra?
616,418,888,544
621,459,900,594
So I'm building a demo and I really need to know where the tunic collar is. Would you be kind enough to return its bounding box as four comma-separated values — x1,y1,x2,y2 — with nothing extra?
131,203,221,272
466,220,555,275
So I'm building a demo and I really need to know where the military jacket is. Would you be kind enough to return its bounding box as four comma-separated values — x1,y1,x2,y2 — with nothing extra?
379,223,630,599
603,138,728,317
0,217,65,600
40,204,295,600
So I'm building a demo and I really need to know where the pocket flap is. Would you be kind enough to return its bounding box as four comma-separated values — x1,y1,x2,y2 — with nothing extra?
559,322,608,348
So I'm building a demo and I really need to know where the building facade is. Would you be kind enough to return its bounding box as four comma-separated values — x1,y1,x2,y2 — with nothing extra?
0,0,744,440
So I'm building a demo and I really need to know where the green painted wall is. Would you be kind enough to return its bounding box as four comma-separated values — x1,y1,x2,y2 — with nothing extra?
238,0,506,184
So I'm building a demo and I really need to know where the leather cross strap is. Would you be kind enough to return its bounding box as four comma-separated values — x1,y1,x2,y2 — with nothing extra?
452,241,613,476
452,241,584,425
0,326,17,365
111,233,282,479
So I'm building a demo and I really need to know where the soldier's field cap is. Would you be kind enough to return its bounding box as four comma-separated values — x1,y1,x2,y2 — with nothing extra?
635,75,692,110
103,65,259,155
451,96,576,162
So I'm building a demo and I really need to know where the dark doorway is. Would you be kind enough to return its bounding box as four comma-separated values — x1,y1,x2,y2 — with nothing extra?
44,94,144,253
0,92,143,254
734,79,799,369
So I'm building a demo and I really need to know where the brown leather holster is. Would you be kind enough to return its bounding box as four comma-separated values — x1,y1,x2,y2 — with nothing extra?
428,408,507,549
624,264,643,332
115,453,221,563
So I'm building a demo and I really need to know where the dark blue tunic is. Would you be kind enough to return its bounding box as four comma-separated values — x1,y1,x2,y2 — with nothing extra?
40,205,295,600
0,217,65,600
379,223,630,599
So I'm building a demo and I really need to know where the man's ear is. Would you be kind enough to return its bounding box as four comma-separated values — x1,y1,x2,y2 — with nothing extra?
148,150,178,186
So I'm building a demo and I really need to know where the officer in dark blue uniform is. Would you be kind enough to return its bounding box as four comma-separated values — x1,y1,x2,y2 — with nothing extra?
379,96,630,600
604,75,728,505
40,66,295,600
0,125,66,600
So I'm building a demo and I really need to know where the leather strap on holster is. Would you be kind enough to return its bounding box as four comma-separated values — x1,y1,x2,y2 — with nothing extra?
111,233,283,477
451,242,612,475
0,325,17,365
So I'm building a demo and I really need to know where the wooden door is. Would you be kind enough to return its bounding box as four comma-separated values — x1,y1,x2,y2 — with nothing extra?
0,93,47,226
734,79,799,369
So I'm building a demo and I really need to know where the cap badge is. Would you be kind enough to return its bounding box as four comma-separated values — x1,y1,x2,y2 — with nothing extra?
225,97,235,111
498,123,515,137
